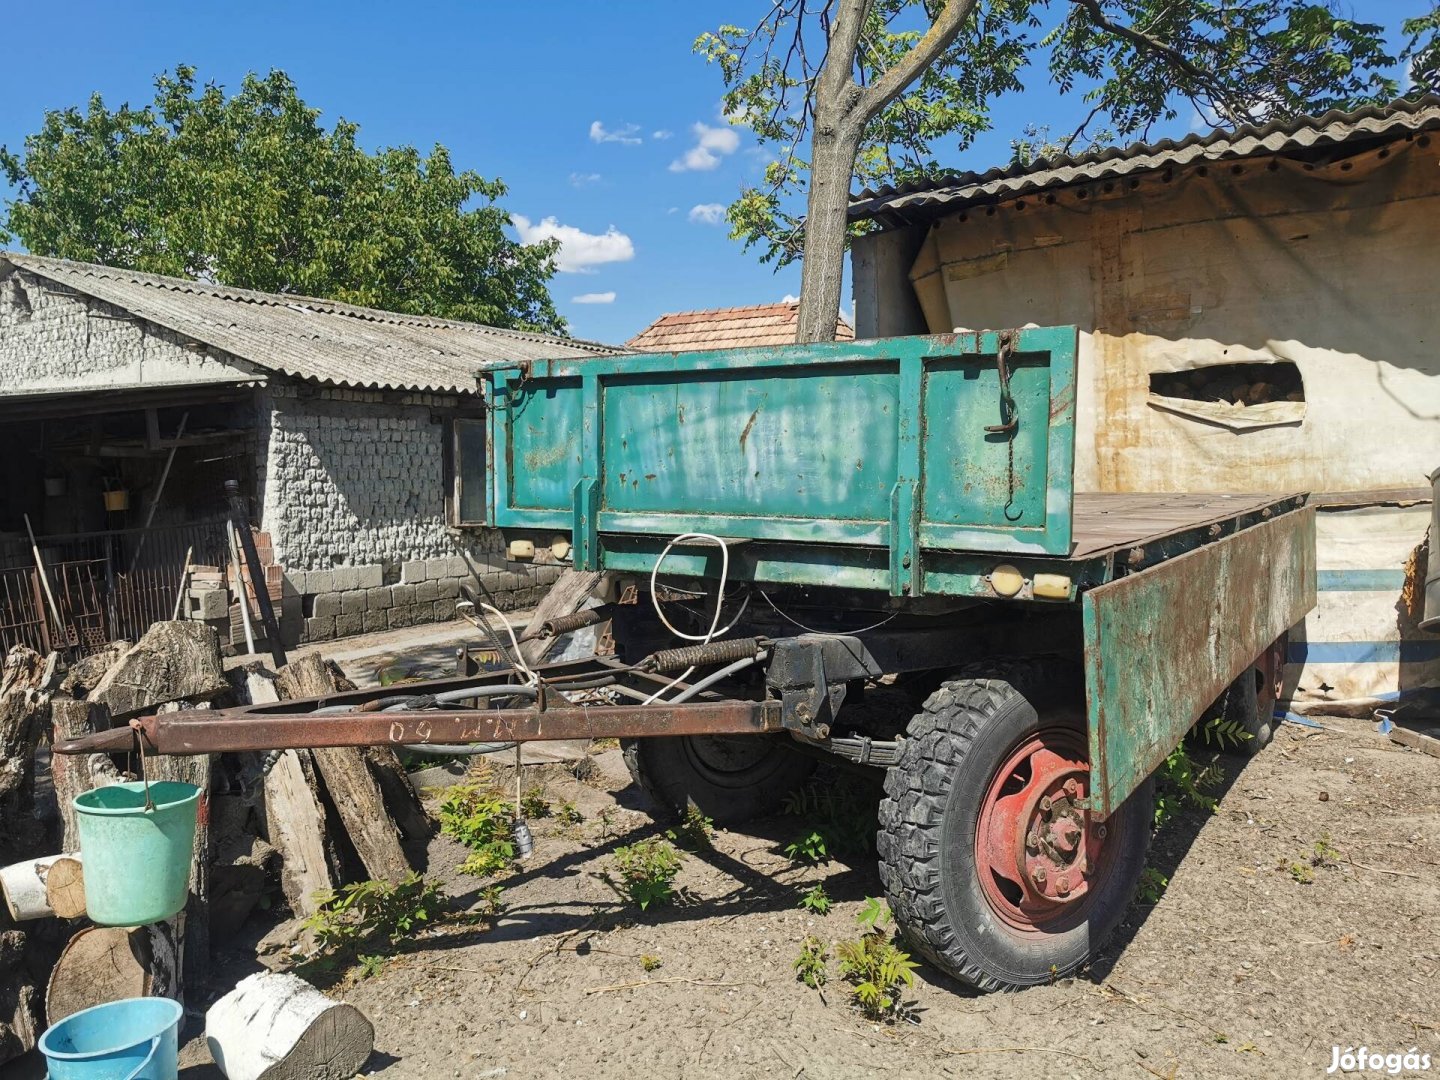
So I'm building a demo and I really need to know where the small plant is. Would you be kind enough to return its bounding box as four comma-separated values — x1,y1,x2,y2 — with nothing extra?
835,899,918,1022
556,801,584,825
611,838,684,910
784,829,830,865
798,882,832,916
794,935,829,989
782,782,876,860
439,781,516,878
304,873,444,954
1155,745,1224,828
356,953,386,979
639,953,663,972
1137,867,1169,904
1288,860,1316,884
478,885,508,919
1199,713,1253,749
520,785,552,819
1311,834,1341,868
665,805,714,851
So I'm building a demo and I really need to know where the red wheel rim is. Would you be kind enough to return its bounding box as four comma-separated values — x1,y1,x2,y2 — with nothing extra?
974,726,1117,934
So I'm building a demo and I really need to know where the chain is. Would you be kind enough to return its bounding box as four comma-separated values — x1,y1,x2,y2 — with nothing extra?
983,329,1024,523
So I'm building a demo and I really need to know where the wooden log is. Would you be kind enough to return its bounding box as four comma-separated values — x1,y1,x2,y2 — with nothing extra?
0,854,79,921
276,656,411,883
0,925,42,1065
50,696,120,853
206,971,374,1080
149,702,214,990
518,569,603,667
45,856,86,919
45,922,181,1024
58,639,130,699
245,667,343,917
89,621,229,720
0,647,48,863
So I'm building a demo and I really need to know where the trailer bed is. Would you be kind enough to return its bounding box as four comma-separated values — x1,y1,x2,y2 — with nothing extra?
1068,491,1301,558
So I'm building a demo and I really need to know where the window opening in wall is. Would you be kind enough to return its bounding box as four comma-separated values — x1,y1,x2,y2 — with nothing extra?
1147,361,1305,431
447,417,487,526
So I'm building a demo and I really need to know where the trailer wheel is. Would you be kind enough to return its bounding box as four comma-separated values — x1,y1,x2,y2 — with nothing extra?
1218,636,1285,756
877,675,1153,991
621,735,815,826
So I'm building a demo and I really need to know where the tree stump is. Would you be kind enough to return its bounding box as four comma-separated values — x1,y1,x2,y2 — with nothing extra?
0,854,79,921
206,971,373,1080
45,856,86,920
0,646,49,863
149,702,214,991
49,697,120,853
45,922,181,1024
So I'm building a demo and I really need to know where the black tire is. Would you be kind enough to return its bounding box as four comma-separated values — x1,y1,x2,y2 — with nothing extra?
621,734,816,826
877,672,1153,991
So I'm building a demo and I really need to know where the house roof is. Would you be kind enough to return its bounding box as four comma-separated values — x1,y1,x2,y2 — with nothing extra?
1,253,622,394
849,94,1440,225
627,302,854,351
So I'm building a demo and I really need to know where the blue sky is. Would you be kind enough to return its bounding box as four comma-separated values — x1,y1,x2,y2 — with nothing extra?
0,1,1422,345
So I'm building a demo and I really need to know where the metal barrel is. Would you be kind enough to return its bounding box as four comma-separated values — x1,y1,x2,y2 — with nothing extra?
1423,465,1440,632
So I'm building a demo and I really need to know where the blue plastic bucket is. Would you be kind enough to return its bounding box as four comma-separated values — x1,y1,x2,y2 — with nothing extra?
73,781,200,926
38,996,182,1080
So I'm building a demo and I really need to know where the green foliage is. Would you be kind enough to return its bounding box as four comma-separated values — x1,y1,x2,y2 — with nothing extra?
798,882,832,916
794,935,829,989
1198,714,1253,750
781,782,876,862
1288,860,1316,884
1137,866,1169,904
696,3,1401,269
304,873,444,954
640,953,664,972
1403,10,1440,94
439,781,516,879
611,838,684,911
556,801,584,826
665,805,714,851
834,899,918,1022
0,65,565,333
356,953,387,979
520,786,552,820
1311,833,1341,869
478,885,508,920
1155,745,1224,828
784,829,830,865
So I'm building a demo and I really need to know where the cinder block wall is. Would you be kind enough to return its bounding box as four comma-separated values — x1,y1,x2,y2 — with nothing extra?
257,384,560,646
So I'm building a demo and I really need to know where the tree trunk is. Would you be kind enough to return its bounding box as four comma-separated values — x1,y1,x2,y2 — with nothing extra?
0,647,49,863
50,697,120,854
46,922,181,1024
796,118,865,344
205,971,374,1080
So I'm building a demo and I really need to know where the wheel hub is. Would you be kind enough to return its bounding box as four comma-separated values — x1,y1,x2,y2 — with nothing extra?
976,729,1113,931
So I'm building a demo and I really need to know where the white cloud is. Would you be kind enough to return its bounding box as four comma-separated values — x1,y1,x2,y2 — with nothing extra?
589,120,641,146
781,293,800,304
572,292,616,305
688,203,726,225
669,122,742,172
512,215,635,274
652,129,674,140
569,171,602,188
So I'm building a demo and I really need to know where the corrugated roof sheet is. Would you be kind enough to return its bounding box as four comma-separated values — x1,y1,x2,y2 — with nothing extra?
849,95,1440,223
1,253,622,394
627,302,855,351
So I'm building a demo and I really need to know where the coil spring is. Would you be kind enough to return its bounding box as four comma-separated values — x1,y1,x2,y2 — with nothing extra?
643,637,762,673
541,608,605,637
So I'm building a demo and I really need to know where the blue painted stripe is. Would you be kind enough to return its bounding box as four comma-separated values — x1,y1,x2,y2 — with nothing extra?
1287,640,1440,664
1316,570,1406,592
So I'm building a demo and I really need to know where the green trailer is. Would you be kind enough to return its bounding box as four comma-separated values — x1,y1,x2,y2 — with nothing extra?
58,327,1315,992
477,326,1314,990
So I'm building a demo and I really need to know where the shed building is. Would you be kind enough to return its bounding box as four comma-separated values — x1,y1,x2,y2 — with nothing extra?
0,253,620,655
848,96,1440,702
627,301,853,351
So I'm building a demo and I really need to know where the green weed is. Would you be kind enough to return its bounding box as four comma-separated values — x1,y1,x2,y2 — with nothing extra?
520,785,552,819
1137,867,1169,904
556,801,584,825
611,837,684,910
640,953,663,972
1155,745,1224,828
304,873,444,954
665,805,714,851
439,781,516,878
782,781,876,860
798,882,832,916
794,935,829,989
835,899,918,1022
1288,861,1315,884
356,953,386,979
784,829,830,865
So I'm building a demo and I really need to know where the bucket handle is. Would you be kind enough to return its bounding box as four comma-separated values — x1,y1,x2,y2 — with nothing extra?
122,1035,161,1080
127,720,156,812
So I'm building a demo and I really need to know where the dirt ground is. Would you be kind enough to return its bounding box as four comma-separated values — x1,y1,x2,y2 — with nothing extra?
159,708,1440,1080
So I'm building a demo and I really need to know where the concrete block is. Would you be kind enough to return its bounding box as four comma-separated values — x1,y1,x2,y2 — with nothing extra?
447,556,470,578
390,583,416,606
282,570,305,598
305,616,335,641
331,566,361,592
414,579,439,603
304,570,334,595
401,560,428,584
186,587,228,621
366,586,393,611
433,600,458,622
312,593,342,619
412,602,434,625
334,612,364,638
363,610,387,633
424,557,452,580
339,591,367,616
436,578,461,599
388,605,415,629
356,564,384,589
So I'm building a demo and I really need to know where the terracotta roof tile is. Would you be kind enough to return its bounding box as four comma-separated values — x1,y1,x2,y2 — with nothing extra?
627,302,854,351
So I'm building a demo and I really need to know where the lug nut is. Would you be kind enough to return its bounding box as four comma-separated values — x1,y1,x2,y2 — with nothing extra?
1039,796,1052,813
1064,778,1079,798
1025,830,1040,853
1031,867,1047,886
1056,876,1071,897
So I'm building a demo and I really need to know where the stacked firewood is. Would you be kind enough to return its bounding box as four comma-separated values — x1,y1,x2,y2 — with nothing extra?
0,624,432,1067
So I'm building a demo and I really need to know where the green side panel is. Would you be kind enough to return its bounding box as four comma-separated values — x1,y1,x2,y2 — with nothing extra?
501,377,583,512
600,363,899,525
1082,506,1317,818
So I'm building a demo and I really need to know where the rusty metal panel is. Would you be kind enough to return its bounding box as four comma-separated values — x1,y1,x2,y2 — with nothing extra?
1082,505,1317,817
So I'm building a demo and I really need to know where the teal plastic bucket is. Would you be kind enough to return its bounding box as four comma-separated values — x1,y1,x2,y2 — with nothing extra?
38,996,182,1080
74,781,200,926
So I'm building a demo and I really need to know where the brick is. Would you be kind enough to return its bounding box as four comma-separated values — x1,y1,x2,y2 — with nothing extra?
356,564,384,589
334,612,364,638
401,561,428,584
424,557,452,580
366,586,393,611
311,593,342,619
433,600,458,622
414,579,439,603
412,602,434,625
363,610,387,633
390,583,416,606
339,591,367,616
447,556,470,578
305,616,334,641
387,605,415,629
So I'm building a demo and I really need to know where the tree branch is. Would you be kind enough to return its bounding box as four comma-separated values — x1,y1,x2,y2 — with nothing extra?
815,0,872,120
863,0,980,116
